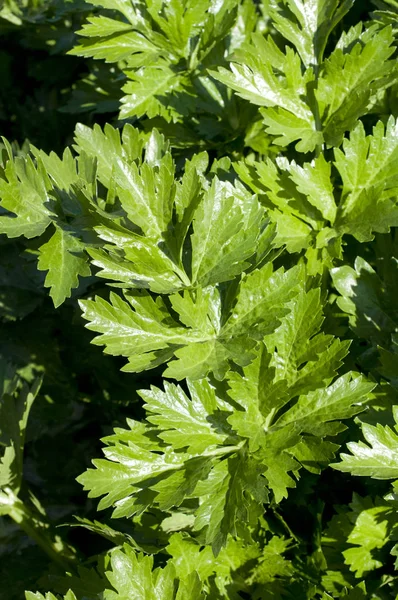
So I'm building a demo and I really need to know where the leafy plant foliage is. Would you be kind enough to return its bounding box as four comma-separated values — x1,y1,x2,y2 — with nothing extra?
1,0,398,599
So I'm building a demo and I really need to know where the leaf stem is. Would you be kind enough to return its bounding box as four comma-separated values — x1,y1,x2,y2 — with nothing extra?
310,59,324,158
271,505,300,544
202,442,244,459
0,487,77,572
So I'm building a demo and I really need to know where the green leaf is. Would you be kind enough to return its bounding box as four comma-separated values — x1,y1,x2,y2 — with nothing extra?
84,0,138,23
276,373,374,435
72,28,156,63
332,406,398,479
80,263,302,380
75,123,272,299
331,256,397,347
213,35,306,112
0,366,42,494
167,532,260,595
334,118,398,241
268,0,355,67
112,147,176,242
88,239,184,295
234,156,324,254
260,106,323,154
103,545,204,600
246,535,294,584
189,178,267,287
270,211,313,254
140,379,229,454
317,25,398,146
73,122,145,188
79,290,192,373
226,287,351,449
29,147,80,194
222,263,303,339
227,360,372,499
71,0,245,126
226,302,373,491
288,154,336,223
120,66,182,120
26,593,76,600
263,288,349,397
0,152,52,239
191,452,268,553
236,118,398,271
342,496,396,577
212,34,322,152
77,377,266,551
290,438,339,474
79,306,374,546
321,494,397,585
37,226,90,308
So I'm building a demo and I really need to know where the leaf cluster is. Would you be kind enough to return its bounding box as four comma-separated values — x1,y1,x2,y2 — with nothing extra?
1,1,398,599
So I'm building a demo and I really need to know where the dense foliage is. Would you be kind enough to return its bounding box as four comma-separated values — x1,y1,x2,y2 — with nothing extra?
1,0,398,597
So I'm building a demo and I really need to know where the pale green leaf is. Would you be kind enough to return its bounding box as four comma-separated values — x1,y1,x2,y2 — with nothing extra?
213,35,321,151
102,545,204,600
139,379,229,454
79,290,192,362
76,15,134,37
0,373,42,494
234,157,322,253
269,210,313,253
225,287,354,487
332,410,398,479
30,146,79,194
260,106,323,153
75,124,274,300
334,118,398,241
317,25,397,146
37,226,90,308
247,535,293,584
84,0,138,24
120,66,181,120
214,36,311,115
73,29,154,63
264,288,349,397
113,151,175,241
77,377,265,547
73,122,145,188
79,444,188,512
276,373,375,435
80,263,303,380
224,263,303,337
331,256,396,346
167,532,260,592
268,0,354,67
78,339,373,549
88,242,184,294
343,498,395,577
288,154,336,223
163,339,233,381
0,153,52,239
190,178,267,286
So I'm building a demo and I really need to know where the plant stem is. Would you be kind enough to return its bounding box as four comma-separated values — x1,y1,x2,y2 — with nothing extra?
1,487,77,572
